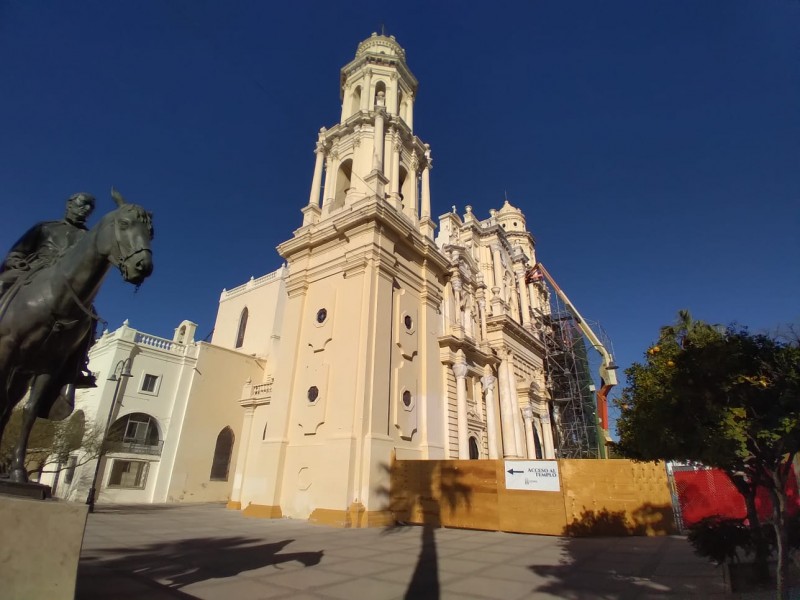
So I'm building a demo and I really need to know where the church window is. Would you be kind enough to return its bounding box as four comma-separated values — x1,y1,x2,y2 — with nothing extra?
308,386,319,403
402,390,412,407
374,81,386,107
404,315,413,330
468,437,480,459
210,427,235,481
235,307,248,348
316,308,328,323
351,85,362,116
333,159,352,208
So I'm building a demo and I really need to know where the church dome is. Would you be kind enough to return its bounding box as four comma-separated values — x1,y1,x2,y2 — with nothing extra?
355,33,406,60
495,200,527,233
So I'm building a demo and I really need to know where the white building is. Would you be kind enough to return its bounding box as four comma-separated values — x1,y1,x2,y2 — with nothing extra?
43,319,262,505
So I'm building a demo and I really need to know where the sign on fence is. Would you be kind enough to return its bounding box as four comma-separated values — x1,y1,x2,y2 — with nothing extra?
504,460,561,492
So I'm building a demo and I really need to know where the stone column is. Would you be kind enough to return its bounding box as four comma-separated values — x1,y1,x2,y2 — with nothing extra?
308,142,325,208
540,409,556,459
521,406,537,459
490,244,505,317
481,375,499,459
361,70,372,111
407,153,419,220
505,353,526,458
514,264,532,330
497,352,519,457
372,103,386,174
390,133,401,208
420,152,431,220
453,360,469,459
229,404,255,507
322,154,334,208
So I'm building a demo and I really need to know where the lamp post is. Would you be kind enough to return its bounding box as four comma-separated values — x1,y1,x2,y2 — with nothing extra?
86,357,132,513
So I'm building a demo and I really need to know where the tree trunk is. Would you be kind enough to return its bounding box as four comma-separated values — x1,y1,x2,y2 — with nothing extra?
727,471,769,583
769,468,790,600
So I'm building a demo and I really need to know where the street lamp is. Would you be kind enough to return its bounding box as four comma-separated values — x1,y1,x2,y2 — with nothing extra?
86,357,133,513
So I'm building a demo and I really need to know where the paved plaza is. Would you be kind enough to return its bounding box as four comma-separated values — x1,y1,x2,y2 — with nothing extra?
77,503,728,599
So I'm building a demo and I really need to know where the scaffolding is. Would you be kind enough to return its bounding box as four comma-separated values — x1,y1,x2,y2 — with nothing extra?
534,277,611,459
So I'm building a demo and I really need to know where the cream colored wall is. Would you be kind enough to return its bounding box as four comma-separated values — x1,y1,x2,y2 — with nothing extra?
211,267,287,357
164,343,264,503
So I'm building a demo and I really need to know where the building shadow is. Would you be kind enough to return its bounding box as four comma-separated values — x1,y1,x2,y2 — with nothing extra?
376,460,473,600
77,535,322,597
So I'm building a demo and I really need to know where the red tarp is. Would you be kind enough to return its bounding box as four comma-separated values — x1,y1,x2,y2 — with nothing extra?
673,467,800,527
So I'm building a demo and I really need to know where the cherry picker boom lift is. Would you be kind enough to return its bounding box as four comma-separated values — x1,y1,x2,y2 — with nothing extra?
531,263,618,457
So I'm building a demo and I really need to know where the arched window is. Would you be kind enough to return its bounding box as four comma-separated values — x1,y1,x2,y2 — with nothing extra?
374,80,386,107
210,427,235,481
350,85,362,117
333,158,352,209
107,412,160,454
235,307,248,349
468,437,480,460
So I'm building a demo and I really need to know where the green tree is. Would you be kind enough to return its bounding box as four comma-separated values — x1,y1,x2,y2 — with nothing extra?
614,312,800,599
0,409,101,481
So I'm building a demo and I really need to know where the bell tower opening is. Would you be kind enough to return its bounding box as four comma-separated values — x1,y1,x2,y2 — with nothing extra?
333,159,352,209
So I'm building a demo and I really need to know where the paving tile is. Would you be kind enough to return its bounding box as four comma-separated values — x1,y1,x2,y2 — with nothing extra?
446,575,534,600
180,576,290,600
318,577,407,600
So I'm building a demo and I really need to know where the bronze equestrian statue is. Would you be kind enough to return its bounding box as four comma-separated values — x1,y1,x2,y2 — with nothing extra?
0,190,154,483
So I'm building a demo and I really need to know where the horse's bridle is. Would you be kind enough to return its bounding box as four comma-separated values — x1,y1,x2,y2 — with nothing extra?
109,215,152,281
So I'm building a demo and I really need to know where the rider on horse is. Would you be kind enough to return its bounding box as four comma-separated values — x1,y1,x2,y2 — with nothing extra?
0,192,98,389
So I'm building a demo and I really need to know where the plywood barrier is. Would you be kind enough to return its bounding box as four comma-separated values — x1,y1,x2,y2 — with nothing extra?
390,459,676,536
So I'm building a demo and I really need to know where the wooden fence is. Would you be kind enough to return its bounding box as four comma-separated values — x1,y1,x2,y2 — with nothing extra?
390,458,676,536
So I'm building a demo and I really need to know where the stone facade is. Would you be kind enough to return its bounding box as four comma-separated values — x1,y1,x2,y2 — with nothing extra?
221,34,557,524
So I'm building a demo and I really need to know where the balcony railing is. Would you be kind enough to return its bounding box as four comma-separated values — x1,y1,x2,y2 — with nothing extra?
105,440,164,456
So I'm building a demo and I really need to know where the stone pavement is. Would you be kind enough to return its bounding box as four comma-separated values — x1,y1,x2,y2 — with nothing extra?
76,503,728,600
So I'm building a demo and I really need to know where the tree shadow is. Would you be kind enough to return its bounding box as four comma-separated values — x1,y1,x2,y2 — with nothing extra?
78,536,322,595
528,503,710,598
563,503,676,537
375,460,473,600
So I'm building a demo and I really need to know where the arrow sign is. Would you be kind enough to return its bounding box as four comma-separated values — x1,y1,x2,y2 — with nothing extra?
504,460,561,492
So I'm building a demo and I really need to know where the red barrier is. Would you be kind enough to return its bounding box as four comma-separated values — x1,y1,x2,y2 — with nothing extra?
674,468,800,527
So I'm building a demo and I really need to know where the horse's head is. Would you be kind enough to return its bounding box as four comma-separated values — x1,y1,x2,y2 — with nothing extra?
104,189,154,285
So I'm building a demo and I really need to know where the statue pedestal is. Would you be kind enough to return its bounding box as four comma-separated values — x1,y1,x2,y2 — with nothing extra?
0,494,88,600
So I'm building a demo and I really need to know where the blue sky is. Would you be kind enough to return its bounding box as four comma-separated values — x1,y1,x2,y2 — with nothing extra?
1,1,798,430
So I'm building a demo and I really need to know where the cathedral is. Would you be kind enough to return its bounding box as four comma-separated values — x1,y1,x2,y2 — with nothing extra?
44,33,608,524
213,33,581,525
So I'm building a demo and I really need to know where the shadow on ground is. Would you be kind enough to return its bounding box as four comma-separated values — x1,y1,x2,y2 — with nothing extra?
528,506,705,598
377,460,473,600
78,535,322,596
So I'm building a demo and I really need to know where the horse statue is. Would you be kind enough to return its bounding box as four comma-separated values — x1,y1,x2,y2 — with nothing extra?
0,190,154,483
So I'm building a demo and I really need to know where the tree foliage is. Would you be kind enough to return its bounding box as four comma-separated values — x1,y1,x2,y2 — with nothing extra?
614,311,800,597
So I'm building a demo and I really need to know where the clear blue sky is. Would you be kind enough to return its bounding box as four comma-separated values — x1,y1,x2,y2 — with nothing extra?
2,1,798,431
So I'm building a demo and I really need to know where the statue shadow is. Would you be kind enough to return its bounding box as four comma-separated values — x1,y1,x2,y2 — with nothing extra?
375,460,473,600
527,503,710,598
77,535,323,597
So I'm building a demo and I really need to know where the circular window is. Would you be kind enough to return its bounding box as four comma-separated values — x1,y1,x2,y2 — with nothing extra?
316,308,327,323
404,315,413,330
513,221,518,227
402,390,412,407
307,386,319,403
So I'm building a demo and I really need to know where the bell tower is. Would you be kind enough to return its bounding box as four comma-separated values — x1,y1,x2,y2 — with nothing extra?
239,34,449,525
303,33,435,238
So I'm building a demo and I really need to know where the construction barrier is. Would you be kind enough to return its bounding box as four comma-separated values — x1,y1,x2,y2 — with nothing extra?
390,458,676,536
